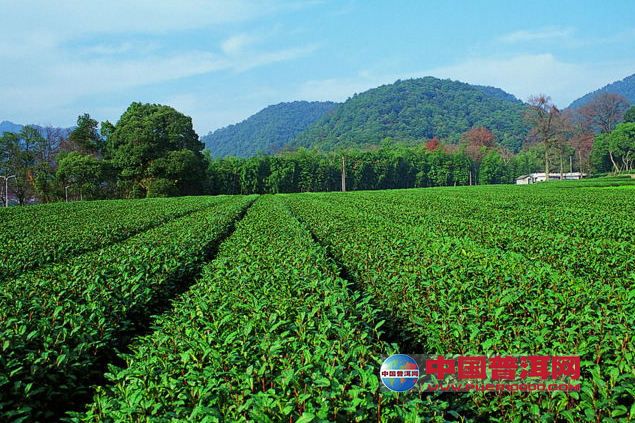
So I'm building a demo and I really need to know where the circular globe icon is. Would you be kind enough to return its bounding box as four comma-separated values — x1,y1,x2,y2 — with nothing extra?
380,354,419,392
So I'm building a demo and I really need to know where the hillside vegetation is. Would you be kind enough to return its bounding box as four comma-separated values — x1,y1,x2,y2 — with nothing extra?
202,101,336,157
290,77,529,152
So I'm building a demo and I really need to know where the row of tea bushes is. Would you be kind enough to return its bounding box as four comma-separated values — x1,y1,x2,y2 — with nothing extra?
77,196,455,422
0,196,226,280
285,191,635,422
315,191,635,284
0,195,256,422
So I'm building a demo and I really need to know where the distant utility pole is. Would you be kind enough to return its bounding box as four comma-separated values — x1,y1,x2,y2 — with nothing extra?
570,155,573,173
341,156,346,192
0,175,16,207
65,185,71,203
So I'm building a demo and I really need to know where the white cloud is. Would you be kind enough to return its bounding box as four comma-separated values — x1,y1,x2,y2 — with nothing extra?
0,0,323,127
499,27,575,43
0,42,319,111
221,34,259,55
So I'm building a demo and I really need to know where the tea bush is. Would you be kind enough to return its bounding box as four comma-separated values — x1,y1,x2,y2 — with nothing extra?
0,195,255,421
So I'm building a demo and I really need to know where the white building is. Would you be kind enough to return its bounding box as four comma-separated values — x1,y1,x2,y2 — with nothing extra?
516,172,586,185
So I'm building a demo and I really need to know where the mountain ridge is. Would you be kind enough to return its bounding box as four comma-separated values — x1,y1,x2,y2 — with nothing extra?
0,120,72,137
0,120,25,134
568,73,635,109
202,101,337,158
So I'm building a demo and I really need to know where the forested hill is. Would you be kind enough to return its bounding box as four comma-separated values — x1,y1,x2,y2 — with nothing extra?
568,73,635,109
202,101,337,157
289,77,529,152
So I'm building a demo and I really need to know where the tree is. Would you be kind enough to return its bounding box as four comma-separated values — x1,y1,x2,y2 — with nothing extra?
506,148,542,183
461,126,497,184
624,106,635,124
104,102,205,197
578,93,629,134
424,137,441,152
592,122,635,173
569,132,594,175
462,126,497,148
68,114,104,155
525,95,568,179
56,151,115,200
428,149,453,186
146,149,206,196
0,126,49,205
479,150,506,184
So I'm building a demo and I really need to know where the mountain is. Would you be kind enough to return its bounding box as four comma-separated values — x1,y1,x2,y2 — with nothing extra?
568,73,635,109
0,120,72,137
289,77,529,152
202,101,337,158
0,120,24,134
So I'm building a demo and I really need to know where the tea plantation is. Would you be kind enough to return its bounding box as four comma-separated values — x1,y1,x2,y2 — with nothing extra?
0,179,634,422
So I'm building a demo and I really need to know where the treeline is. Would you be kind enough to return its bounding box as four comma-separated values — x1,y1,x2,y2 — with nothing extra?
0,103,206,205
208,93,635,195
2,96,634,205
207,140,541,195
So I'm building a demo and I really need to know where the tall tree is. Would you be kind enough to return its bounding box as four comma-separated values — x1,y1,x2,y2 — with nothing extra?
569,133,594,175
461,126,497,184
525,95,568,179
424,137,441,152
479,150,506,184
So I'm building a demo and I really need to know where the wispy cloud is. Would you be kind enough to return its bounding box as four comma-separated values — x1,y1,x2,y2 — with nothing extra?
499,27,574,43
83,43,135,55
330,5,356,16
221,34,261,55
235,43,321,71
0,0,323,127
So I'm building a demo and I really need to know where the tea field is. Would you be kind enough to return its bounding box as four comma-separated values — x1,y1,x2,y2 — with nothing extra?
0,178,634,422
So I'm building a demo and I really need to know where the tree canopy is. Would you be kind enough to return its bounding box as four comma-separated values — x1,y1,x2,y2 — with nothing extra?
592,122,635,173
104,102,206,198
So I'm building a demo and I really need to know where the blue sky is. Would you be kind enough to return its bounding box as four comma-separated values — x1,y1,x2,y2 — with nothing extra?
1,0,635,136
